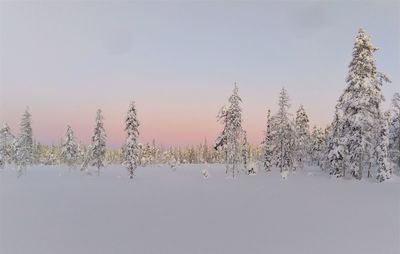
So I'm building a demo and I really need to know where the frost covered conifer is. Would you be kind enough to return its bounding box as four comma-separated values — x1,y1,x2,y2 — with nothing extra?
61,125,78,167
389,93,400,169
14,108,33,173
328,28,390,179
89,109,106,172
272,87,295,173
310,126,325,167
0,123,15,168
376,113,392,182
327,113,345,177
262,109,274,171
225,83,245,178
215,84,246,177
294,105,310,169
123,102,140,179
242,132,250,171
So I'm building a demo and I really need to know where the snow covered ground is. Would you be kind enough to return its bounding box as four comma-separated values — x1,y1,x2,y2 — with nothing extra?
1,164,399,254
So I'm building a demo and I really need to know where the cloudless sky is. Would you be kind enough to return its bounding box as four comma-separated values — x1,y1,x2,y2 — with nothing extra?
0,1,399,147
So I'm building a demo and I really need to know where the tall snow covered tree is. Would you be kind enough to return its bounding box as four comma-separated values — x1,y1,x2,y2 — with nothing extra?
225,83,245,178
123,101,140,179
215,83,245,177
328,28,390,180
15,108,33,173
0,123,15,168
389,93,400,169
262,109,274,171
272,87,295,173
89,109,106,172
61,125,78,167
294,105,310,169
376,112,392,182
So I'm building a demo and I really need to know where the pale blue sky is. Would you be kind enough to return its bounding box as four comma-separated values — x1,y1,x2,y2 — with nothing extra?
0,1,399,146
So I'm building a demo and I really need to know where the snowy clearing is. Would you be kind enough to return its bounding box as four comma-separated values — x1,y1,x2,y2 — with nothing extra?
1,164,399,254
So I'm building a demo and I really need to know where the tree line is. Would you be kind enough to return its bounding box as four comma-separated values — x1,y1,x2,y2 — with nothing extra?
0,28,399,181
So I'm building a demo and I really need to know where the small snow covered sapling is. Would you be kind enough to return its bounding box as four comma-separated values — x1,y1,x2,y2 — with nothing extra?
246,162,257,175
202,169,210,179
281,170,288,180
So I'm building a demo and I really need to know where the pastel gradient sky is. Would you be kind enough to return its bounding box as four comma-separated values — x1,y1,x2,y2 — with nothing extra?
0,1,399,147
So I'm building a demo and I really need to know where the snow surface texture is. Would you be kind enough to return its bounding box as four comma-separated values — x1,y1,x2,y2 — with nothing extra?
1,165,399,254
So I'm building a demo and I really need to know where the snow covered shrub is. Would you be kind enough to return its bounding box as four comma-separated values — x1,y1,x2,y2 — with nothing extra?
202,169,210,179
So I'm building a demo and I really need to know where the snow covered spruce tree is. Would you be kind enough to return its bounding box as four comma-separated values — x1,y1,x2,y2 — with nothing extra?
0,123,15,168
123,101,140,179
376,112,392,182
262,109,274,171
310,126,325,167
272,87,295,173
89,109,107,173
215,83,245,178
15,108,33,174
294,105,310,169
61,125,78,167
326,112,346,176
389,93,400,169
226,84,245,178
327,28,391,180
